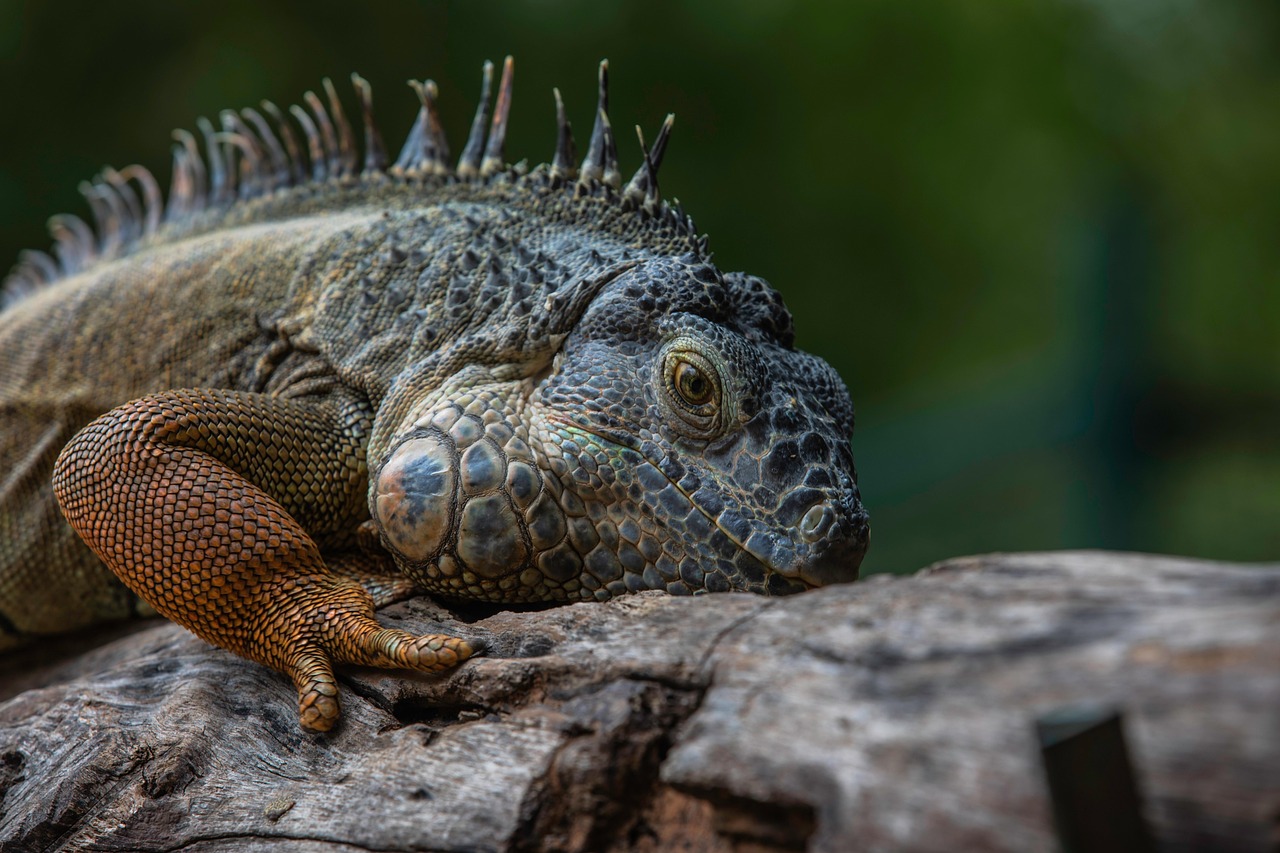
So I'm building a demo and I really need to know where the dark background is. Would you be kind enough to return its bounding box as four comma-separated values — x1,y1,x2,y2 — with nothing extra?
2,1,1277,575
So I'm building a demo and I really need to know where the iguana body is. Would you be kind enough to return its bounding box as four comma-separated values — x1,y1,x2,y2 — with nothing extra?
0,59,869,731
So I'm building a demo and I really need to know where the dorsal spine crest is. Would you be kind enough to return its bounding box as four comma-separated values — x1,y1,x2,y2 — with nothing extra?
1,57,707,310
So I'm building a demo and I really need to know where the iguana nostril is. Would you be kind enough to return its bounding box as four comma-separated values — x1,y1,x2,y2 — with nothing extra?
799,503,832,542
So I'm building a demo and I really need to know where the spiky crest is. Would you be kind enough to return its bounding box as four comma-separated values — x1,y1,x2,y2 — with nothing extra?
1,58,706,311
550,87,577,182
456,60,494,178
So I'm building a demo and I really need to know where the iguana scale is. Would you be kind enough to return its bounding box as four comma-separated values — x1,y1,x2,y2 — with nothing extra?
0,58,870,731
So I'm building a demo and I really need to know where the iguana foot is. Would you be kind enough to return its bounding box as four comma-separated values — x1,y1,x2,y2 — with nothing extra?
268,577,484,732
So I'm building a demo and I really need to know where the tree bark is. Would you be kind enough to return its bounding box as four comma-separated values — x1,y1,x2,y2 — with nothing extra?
1,551,1277,852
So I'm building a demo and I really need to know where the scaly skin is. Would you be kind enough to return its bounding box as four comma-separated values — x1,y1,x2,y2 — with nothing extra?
0,59,869,731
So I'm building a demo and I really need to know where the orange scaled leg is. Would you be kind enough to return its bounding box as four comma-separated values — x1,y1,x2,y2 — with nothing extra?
52,388,482,732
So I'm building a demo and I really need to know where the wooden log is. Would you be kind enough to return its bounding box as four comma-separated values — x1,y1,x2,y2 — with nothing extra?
1,551,1277,852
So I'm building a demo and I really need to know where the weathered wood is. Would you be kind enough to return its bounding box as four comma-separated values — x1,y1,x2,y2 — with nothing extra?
1,551,1277,852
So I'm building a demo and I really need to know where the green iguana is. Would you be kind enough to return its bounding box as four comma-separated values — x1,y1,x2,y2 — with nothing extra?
0,58,869,731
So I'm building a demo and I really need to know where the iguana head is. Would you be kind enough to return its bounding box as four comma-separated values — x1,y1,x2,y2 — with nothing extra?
521,260,870,596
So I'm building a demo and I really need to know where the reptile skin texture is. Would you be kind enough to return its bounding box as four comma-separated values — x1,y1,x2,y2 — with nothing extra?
0,59,869,731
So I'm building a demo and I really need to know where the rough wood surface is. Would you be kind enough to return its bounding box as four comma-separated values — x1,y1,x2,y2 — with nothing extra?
1,551,1277,852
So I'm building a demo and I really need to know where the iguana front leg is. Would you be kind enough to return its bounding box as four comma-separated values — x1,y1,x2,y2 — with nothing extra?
52,388,481,732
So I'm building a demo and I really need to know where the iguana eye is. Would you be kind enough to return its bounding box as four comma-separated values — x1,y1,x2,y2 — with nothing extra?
659,347,727,439
673,359,714,407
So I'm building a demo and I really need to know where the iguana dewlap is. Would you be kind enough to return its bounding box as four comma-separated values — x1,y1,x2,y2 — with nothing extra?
0,58,869,731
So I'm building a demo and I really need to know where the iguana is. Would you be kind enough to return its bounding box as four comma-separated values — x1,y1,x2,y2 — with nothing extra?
0,58,870,731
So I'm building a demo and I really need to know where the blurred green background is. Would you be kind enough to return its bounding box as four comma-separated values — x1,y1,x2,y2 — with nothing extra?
2,0,1277,574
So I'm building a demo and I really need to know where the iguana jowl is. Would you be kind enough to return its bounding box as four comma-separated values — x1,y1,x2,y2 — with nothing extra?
0,58,870,731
